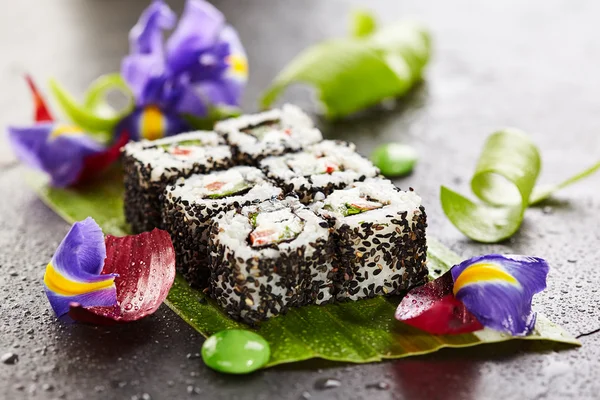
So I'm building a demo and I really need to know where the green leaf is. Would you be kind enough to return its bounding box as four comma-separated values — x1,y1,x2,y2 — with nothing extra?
48,74,134,143
350,9,377,38
25,170,579,367
441,129,600,243
260,20,431,119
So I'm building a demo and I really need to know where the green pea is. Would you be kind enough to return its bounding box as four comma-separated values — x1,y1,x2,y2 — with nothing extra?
370,143,417,177
201,329,270,374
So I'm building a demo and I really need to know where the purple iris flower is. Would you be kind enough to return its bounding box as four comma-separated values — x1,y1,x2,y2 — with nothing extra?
43,218,118,321
120,0,248,141
451,254,549,336
44,218,177,325
8,123,105,187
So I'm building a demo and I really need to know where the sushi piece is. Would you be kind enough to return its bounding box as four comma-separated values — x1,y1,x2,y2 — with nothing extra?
259,140,380,203
215,104,322,164
315,178,428,301
162,166,282,287
208,197,335,324
123,131,233,233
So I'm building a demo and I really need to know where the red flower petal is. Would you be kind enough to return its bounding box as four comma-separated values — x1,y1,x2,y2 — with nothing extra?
76,132,130,184
69,229,176,324
25,75,53,122
395,272,484,335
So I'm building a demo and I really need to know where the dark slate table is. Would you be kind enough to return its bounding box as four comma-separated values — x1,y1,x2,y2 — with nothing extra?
1,1,599,399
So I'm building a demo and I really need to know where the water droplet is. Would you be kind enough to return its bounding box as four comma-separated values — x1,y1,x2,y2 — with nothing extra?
125,303,133,311
314,378,341,390
42,383,54,391
187,385,201,395
1,352,18,365
366,381,390,390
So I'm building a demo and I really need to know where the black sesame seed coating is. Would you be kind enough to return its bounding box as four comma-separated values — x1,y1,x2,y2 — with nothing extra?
207,200,336,324
258,142,379,204
122,149,233,233
223,137,305,167
161,180,283,289
328,206,428,300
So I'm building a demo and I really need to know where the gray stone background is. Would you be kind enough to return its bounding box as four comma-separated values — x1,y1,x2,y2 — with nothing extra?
1,0,599,399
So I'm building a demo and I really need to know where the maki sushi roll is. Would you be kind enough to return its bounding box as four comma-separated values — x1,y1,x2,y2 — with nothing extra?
215,104,322,164
260,140,380,203
315,178,428,301
123,131,233,233
162,166,282,287
208,197,335,324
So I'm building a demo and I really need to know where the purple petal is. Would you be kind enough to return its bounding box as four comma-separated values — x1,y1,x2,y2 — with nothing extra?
51,218,107,280
43,218,118,320
123,0,175,104
165,0,225,77
451,254,549,336
117,106,191,141
172,83,208,117
45,286,117,321
129,0,175,55
122,54,167,105
8,123,105,187
196,79,243,108
218,25,248,83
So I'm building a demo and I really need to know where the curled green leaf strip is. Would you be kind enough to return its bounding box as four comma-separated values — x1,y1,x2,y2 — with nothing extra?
260,12,431,119
441,129,600,243
530,161,600,205
49,74,134,143
83,73,134,120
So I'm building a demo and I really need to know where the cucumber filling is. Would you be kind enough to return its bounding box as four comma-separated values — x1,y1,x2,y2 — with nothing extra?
324,198,384,216
249,208,304,247
202,171,254,199
242,119,284,140
159,139,204,154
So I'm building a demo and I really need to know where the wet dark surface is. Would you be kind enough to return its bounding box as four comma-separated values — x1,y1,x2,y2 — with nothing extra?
1,0,600,399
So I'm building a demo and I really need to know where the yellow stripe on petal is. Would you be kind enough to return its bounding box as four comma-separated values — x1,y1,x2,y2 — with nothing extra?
49,124,83,139
44,263,115,296
226,54,248,79
453,263,519,295
140,105,166,140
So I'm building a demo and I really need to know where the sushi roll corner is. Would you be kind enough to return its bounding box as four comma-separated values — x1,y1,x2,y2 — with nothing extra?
260,140,380,203
315,177,428,301
162,166,282,288
122,131,233,233
208,196,336,324
215,104,323,165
